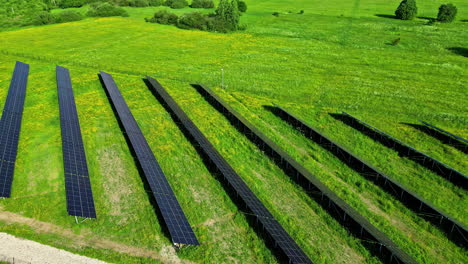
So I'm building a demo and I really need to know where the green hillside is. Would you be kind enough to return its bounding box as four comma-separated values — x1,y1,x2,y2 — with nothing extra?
0,0,466,263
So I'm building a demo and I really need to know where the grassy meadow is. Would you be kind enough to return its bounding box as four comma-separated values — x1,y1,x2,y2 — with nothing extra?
0,0,467,263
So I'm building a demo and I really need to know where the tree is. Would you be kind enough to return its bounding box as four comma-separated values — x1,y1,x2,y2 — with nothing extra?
237,1,247,13
214,0,240,31
437,4,457,23
395,0,417,20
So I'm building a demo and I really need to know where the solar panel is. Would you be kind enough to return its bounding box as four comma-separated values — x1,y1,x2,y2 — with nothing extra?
99,71,198,246
274,105,468,248
0,61,29,198
192,84,417,264
421,121,468,144
145,77,311,264
57,66,96,219
340,112,467,190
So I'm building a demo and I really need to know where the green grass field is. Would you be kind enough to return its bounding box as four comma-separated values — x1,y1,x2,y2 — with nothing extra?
0,0,466,263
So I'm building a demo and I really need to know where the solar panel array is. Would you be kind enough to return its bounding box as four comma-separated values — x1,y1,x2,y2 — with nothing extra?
57,66,96,218
274,105,468,248
146,77,311,264
193,84,416,264
421,121,468,145
340,112,467,190
100,72,198,246
0,61,29,198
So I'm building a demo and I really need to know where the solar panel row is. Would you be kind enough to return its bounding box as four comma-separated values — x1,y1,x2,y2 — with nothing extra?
146,77,311,264
274,105,468,248
193,84,416,264
421,121,468,144
99,72,198,246
0,61,29,198
57,66,96,218
340,112,467,190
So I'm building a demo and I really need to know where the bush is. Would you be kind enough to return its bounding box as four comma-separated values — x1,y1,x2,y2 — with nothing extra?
437,4,457,23
149,0,164,6
58,0,87,8
298,10,304,14
55,10,83,23
167,0,188,8
146,10,178,24
87,2,129,17
129,0,150,7
272,12,279,17
395,0,417,20
146,0,244,33
237,1,247,13
33,11,56,25
191,0,214,8
177,11,211,30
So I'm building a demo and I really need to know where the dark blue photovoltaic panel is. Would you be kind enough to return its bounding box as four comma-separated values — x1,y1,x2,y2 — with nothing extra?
189,83,418,263
0,61,29,198
421,121,468,144
99,71,198,246
341,112,467,190
274,105,467,248
146,77,311,263
57,66,96,218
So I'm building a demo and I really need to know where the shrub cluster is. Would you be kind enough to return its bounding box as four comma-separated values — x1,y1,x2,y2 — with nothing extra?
55,10,84,22
393,1,458,23
145,10,178,24
58,0,88,8
191,0,215,9
178,11,211,30
110,0,164,6
164,0,189,9
437,3,457,23
148,0,165,6
32,10,83,25
146,0,243,32
128,0,150,7
87,2,129,17
395,0,417,20
33,11,56,25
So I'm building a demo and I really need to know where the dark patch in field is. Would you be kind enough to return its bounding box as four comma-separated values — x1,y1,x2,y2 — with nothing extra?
402,123,468,154
447,47,468,57
375,14,397,19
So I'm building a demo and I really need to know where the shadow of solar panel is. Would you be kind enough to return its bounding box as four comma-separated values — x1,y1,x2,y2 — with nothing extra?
0,61,29,198
190,84,418,264
145,77,310,263
340,112,467,190
421,121,468,144
99,71,198,246
57,66,96,219
273,105,468,248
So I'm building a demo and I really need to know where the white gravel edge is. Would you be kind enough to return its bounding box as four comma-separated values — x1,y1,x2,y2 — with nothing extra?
0,232,110,264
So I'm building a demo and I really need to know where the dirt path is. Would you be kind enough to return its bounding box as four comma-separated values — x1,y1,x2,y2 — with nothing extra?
0,232,109,264
0,209,193,264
